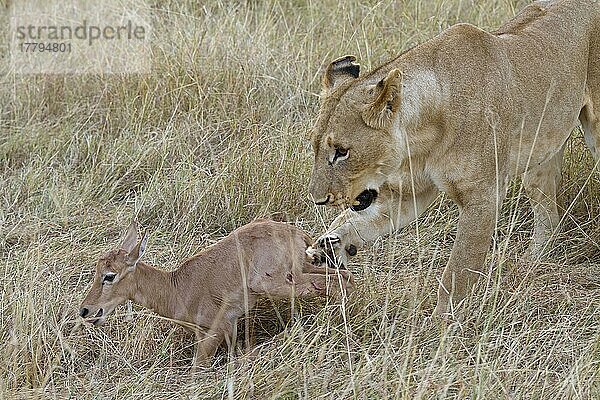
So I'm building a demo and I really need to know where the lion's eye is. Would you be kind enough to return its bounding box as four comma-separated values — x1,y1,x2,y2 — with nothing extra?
102,273,116,284
335,148,348,158
332,148,349,164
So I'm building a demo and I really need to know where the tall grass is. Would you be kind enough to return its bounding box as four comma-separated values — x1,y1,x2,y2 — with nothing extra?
1,0,599,398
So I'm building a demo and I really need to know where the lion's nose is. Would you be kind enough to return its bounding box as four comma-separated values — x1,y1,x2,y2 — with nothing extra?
314,193,333,205
79,307,89,318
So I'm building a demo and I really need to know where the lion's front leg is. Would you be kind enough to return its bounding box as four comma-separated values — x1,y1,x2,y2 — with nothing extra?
434,200,498,319
310,185,439,268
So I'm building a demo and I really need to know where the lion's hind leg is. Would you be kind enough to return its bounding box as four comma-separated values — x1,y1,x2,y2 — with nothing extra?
522,149,563,260
580,94,600,162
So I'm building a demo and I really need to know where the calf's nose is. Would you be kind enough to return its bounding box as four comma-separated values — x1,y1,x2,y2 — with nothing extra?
313,193,333,205
79,307,89,318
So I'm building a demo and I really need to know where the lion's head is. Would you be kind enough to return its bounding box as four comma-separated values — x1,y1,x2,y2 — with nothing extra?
308,55,404,211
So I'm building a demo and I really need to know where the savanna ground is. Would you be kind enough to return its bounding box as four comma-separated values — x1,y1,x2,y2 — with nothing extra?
1,0,599,398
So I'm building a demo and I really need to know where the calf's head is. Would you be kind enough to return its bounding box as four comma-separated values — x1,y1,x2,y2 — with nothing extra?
79,222,148,326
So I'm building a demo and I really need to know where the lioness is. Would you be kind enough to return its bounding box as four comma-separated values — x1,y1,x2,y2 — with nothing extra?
308,0,600,318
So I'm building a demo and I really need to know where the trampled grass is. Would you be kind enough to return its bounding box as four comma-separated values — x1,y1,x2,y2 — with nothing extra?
1,0,599,398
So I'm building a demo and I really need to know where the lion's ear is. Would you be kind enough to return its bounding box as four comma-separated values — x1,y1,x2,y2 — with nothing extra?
322,55,360,92
362,69,403,129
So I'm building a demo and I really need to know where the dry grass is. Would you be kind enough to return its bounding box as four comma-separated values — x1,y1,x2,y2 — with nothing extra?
1,0,599,398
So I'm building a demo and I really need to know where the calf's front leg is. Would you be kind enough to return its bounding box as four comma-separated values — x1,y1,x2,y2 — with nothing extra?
251,264,354,299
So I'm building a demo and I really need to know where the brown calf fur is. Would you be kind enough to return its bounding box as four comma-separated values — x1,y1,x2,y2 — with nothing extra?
80,219,353,369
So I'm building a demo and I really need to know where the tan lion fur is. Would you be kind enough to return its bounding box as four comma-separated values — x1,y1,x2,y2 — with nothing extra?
308,0,600,318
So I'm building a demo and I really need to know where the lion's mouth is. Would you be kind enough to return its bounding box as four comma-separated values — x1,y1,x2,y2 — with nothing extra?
351,189,378,212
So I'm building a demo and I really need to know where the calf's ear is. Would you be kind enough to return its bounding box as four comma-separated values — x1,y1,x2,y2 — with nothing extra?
125,232,148,270
121,221,139,252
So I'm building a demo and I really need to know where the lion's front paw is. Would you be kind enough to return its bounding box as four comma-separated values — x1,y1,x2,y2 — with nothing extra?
309,233,358,269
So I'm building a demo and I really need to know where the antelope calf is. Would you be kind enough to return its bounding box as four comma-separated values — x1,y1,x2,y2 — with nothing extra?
79,219,353,368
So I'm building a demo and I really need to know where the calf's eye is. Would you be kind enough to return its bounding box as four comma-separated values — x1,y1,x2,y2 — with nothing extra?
102,273,116,284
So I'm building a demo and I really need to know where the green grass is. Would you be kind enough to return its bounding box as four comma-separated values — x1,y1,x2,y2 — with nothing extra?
1,0,599,398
